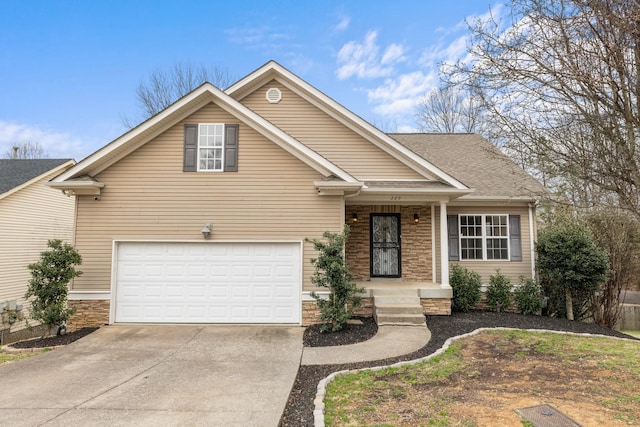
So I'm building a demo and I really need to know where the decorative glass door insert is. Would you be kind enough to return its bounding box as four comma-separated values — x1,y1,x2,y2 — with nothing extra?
370,214,401,277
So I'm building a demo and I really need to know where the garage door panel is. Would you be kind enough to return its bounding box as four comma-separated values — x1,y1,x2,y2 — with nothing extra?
115,242,300,323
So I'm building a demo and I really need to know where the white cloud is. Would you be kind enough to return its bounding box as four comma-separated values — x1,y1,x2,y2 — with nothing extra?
224,26,298,52
334,5,506,131
381,43,405,64
0,121,87,160
368,71,438,117
336,31,405,80
335,13,350,32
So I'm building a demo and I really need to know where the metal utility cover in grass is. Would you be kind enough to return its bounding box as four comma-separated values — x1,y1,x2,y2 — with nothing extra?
515,404,583,427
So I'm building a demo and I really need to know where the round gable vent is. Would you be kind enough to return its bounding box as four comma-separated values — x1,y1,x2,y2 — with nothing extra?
266,87,282,104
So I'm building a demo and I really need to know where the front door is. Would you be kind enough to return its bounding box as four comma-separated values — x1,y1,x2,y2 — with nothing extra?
370,213,401,278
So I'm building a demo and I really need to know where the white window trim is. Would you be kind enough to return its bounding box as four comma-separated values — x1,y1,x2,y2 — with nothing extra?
459,214,510,261
197,123,225,172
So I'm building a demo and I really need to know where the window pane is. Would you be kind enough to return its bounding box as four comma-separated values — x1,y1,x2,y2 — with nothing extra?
460,215,482,237
461,238,482,260
486,215,508,237
198,125,224,171
199,124,224,147
487,238,509,260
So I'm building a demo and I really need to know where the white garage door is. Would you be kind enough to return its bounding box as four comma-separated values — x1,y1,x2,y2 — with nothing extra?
114,242,301,324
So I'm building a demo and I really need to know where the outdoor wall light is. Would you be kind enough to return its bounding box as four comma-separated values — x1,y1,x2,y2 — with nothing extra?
414,213,420,223
352,212,358,223
201,223,212,239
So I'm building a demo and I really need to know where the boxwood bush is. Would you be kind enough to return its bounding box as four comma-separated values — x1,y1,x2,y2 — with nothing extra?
486,270,512,312
450,264,482,312
514,277,545,315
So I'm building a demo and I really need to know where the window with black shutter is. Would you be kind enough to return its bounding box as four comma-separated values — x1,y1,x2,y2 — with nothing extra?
183,123,239,172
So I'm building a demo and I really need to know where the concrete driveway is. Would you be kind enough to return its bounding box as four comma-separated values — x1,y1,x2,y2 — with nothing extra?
0,325,303,426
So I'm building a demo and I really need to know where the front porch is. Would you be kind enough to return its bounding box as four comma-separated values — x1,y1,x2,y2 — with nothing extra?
357,278,451,299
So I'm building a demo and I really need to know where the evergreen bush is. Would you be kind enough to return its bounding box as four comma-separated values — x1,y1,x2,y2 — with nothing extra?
513,276,545,315
486,270,512,312
25,239,82,336
450,264,481,312
306,225,364,332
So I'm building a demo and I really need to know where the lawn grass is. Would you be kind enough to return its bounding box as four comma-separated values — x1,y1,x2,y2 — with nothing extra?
0,348,50,364
323,330,640,426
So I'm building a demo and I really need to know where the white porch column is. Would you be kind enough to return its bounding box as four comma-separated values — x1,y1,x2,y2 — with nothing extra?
528,203,536,280
439,201,450,288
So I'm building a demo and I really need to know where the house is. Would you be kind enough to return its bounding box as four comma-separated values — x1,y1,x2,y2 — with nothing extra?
48,61,547,328
0,159,75,338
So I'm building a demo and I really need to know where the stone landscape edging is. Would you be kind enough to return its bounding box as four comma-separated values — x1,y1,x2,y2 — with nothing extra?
312,327,640,427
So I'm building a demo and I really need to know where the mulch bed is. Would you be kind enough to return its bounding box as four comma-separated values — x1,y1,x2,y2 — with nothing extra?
280,311,639,426
303,317,377,347
7,328,98,349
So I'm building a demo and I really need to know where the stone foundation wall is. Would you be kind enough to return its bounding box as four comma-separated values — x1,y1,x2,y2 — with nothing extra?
302,297,375,326
68,300,110,329
420,298,452,315
302,301,322,326
352,297,374,318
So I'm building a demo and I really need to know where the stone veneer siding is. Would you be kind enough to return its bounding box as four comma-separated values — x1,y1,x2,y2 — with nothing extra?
303,297,450,325
68,300,110,329
420,298,452,315
346,205,432,281
302,298,375,326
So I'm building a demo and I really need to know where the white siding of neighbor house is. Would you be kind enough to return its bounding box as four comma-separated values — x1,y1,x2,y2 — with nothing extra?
240,80,431,181
0,168,75,331
72,102,344,294
434,204,535,285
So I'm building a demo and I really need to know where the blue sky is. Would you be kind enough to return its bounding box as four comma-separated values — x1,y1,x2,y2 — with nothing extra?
0,1,500,160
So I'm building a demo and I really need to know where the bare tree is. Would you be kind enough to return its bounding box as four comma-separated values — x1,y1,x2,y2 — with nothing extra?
123,63,235,128
585,209,640,328
3,141,49,159
415,85,487,134
448,0,640,217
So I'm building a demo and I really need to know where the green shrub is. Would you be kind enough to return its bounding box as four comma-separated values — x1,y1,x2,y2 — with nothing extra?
486,270,512,312
450,264,482,312
306,225,365,332
514,276,545,315
536,221,609,320
25,239,82,336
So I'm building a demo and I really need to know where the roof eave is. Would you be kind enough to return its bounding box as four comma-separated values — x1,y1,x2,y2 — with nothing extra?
47,180,105,196
450,195,544,205
314,181,364,196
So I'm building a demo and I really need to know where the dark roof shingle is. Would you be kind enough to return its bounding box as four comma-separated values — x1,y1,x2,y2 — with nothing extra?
0,159,72,194
389,133,548,199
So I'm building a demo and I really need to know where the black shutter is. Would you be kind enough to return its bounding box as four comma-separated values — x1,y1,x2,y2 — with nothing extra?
224,124,239,172
183,124,198,172
509,215,522,261
447,214,459,261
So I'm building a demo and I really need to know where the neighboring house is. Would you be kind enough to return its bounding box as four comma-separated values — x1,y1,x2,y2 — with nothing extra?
0,159,76,335
49,61,547,328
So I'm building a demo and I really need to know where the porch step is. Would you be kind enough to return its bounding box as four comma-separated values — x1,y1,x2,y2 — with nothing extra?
373,289,425,326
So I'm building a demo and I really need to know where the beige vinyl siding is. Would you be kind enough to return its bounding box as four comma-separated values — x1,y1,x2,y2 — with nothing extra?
72,102,343,293
240,80,429,181
0,171,75,330
434,205,534,284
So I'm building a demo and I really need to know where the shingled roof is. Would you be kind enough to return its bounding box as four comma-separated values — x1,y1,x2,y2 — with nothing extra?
0,159,73,194
389,133,548,199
